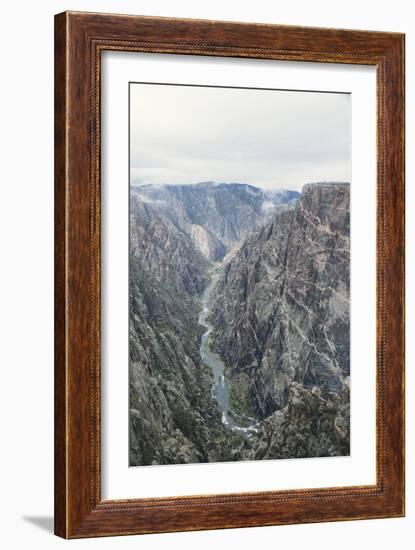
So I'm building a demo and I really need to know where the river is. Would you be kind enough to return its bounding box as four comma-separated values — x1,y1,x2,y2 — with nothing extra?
198,272,258,436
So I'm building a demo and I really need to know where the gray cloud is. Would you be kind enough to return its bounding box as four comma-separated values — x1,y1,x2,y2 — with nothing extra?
130,83,351,190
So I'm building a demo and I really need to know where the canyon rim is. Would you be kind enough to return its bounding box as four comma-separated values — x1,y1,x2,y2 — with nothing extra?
128,83,351,466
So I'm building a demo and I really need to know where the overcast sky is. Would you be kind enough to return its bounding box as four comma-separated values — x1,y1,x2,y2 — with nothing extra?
130,83,351,191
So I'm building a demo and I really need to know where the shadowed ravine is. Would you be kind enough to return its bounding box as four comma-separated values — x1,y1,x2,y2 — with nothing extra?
198,268,258,436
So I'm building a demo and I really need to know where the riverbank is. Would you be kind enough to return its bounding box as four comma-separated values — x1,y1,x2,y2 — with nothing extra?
198,269,258,436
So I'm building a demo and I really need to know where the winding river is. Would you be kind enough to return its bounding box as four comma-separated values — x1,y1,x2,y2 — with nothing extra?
198,273,258,436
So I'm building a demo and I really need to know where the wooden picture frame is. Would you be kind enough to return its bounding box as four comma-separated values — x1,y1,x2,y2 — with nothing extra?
54,11,405,538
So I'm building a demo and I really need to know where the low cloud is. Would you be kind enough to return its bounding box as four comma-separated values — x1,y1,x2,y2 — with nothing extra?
130,84,351,191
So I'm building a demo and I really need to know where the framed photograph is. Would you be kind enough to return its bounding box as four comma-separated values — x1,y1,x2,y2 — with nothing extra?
54,11,405,538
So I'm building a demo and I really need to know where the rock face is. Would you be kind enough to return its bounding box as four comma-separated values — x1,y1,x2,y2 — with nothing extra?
210,183,350,423
129,186,248,466
238,382,350,460
132,182,299,260
129,181,350,465
130,193,209,295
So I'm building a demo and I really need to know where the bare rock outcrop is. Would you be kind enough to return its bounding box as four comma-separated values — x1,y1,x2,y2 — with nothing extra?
210,183,350,420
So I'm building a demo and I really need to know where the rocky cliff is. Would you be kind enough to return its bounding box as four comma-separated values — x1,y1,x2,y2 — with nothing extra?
129,188,244,465
235,382,350,460
129,181,350,465
132,182,299,261
210,183,350,430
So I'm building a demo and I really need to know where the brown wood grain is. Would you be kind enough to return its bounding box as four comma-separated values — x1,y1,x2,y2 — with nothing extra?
54,11,405,539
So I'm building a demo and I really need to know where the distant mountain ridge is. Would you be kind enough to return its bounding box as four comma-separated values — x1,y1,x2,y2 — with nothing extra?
131,182,299,261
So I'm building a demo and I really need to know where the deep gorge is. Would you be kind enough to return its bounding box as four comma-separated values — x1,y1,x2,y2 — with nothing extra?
129,181,350,466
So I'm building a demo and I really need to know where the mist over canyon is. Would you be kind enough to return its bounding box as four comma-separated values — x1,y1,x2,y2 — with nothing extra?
129,181,350,466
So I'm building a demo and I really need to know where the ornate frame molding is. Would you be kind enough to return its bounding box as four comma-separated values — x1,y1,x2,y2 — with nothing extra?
55,11,405,538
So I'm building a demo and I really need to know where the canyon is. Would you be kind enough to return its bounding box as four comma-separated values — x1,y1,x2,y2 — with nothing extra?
129,181,350,466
